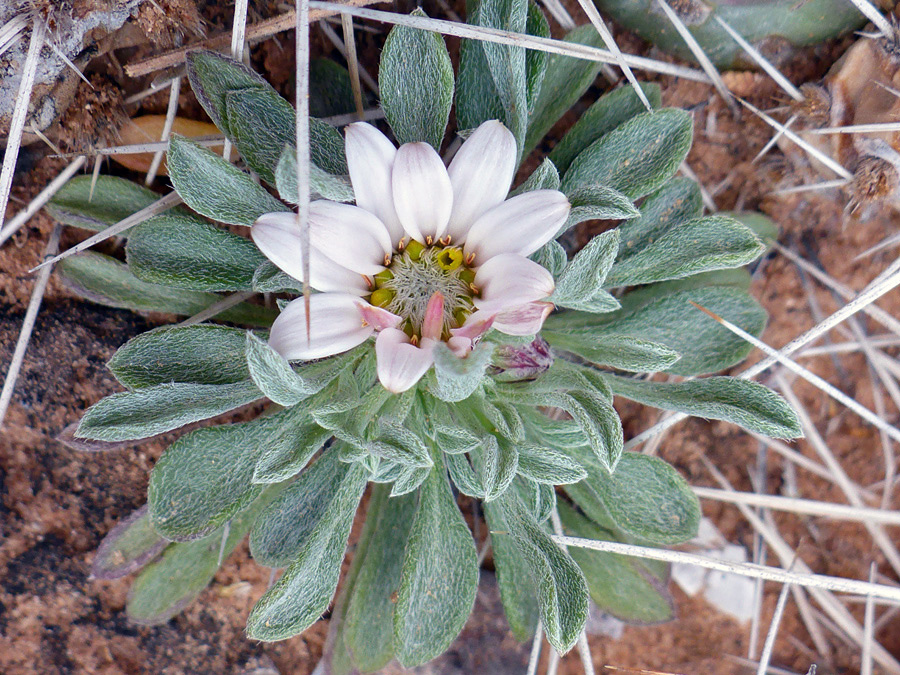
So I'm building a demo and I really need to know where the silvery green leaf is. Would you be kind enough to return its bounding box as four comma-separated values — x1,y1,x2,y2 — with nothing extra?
616,177,702,260
370,425,433,468
250,450,359,567
224,87,296,185
433,424,481,455
390,465,432,497
543,285,766,376
549,333,680,373
252,415,332,484
483,500,539,640
74,381,261,442
252,260,303,293
45,175,161,232
530,239,568,278
275,144,355,204
246,331,319,406
446,452,485,498
555,290,621,314
549,82,662,173
725,210,779,251
525,0,550,114
126,213,266,291
604,215,765,287
517,445,586,485
524,24,606,157
186,49,270,135
604,374,803,438
109,324,248,389
58,252,275,327
498,494,588,653
379,9,454,149
429,340,495,402
309,58,357,118
127,487,279,625
551,229,620,309
247,462,367,641
327,485,418,674
513,158,561,196
562,185,640,235
517,478,556,523
393,459,478,666
167,135,289,227
503,358,611,401
557,502,674,624
562,109,693,200
91,505,167,580
148,415,296,540
476,435,518,502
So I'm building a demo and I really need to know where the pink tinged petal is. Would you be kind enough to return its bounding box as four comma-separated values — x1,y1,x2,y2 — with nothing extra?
421,292,445,342
446,120,517,243
308,200,392,275
375,328,436,393
358,303,403,331
492,301,555,336
269,293,373,361
392,142,452,243
473,253,555,313
345,123,406,244
463,190,571,263
447,336,472,358
251,212,369,295
451,311,495,340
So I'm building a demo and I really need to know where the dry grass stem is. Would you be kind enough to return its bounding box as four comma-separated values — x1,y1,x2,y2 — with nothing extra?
178,291,256,326
319,20,380,95
145,76,182,185
757,579,794,675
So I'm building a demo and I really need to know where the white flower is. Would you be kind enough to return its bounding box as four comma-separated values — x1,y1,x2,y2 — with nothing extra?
251,120,570,393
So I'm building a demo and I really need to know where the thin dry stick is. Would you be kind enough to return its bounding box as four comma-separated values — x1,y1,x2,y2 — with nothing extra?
57,135,226,158
753,113,797,164
145,76,182,185
862,564,877,675
0,155,86,247
855,231,900,260
89,153,102,201
655,0,736,111
307,1,711,82
541,0,576,29
573,0,652,111
525,621,544,675
0,224,61,429
32,191,183,272
798,335,900,357
771,179,850,196
809,122,900,134
0,19,46,232
547,651,561,675
178,291,255,326
296,0,312,341
341,15,365,118
691,487,900,526
0,14,27,57
845,0,894,37
318,20,380,94
757,578,794,675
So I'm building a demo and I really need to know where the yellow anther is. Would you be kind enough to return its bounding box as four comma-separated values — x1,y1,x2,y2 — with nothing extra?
406,239,425,261
469,283,480,295
425,235,434,246
465,252,476,266
384,253,392,266
410,335,420,347
369,288,395,308
438,235,452,247
435,247,463,272
397,237,407,251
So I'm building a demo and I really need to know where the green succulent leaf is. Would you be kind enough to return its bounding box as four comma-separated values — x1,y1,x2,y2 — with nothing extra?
252,260,303,293
562,109,693,200
45,175,162,232
379,9,454,149
551,229,620,309
91,505,167,580
393,458,479,667
604,374,803,438
247,462,368,641
75,381,261,442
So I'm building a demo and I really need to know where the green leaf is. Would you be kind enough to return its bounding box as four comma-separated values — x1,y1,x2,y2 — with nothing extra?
379,9,454,149
725,210,779,251
252,416,331,484
498,494,588,653
604,374,803,438
370,424,433,469
476,436,518,502
126,213,266,291
185,49,271,134
428,340,494,402
445,452,485,498
549,82,662,174
517,445,586,485
45,176,162,232
57,252,275,327
309,58,357,118
515,476,556,523
127,487,280,625
74,381,261,441
605,215,765,287
530,239,568,278
328,484,419,674
562,109,693,200
525,0,550,115
252,260,303,293
167,135,289,227
393,458,479,666
109,325,248,389
616,177,703,259
247,463,368,640
433,423,482,455
551,229,620,309
223,87,295,184
524,24,606,156
563,185,640,236
148,415,295,541
91,505,167,580
483,500,539,641
390,465,432,497
557,502,674,624
544,332,680,373
513,157,561,195
275,144,355,204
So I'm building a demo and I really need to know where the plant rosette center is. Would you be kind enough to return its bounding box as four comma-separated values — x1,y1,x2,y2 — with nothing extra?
251,119,571,393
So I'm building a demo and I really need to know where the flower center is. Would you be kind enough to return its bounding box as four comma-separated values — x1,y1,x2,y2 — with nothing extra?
369,240,477,338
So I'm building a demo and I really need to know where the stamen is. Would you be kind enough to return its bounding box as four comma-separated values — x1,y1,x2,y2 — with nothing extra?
397,237,407,251
465,252,476,266
383,253,392,266
469,283,480,295
410,334,419,346
439,235,452,246
425,235,434,245
363,274,374,290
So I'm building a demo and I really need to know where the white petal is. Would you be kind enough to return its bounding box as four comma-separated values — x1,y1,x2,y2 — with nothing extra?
375,328,435,393
392,142,452,243
345,123,405,244
463,190,570,263
492,301,554,336
252,212,369,295
269,293,373,360
446,120,517,243
473,253,555,313
308,200,392,275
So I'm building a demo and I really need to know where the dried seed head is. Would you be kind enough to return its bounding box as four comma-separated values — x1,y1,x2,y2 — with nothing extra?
848,155,898,210
790,84,831,127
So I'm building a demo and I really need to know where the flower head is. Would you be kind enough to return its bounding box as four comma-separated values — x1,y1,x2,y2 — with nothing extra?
252,120,570,393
